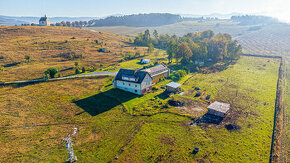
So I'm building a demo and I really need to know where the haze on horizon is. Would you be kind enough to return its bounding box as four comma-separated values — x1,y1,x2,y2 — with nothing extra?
0,0,289,23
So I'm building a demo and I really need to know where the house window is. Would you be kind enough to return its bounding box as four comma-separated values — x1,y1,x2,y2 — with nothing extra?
135,85,137,87
123,82,125,85
135,90,137,92
129,84,131,86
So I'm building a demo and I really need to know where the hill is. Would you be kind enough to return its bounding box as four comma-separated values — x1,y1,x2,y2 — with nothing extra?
88,13,183,27
0,15,99,25
0,26,147,81
231,15,280,25
86,20,290,57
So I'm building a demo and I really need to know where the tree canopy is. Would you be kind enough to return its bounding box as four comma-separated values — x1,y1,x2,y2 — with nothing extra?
134,29,242,63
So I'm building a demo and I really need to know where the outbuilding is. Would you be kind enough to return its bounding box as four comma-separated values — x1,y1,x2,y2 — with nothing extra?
140,59,150,64
207,101,230,117
166,82,182,93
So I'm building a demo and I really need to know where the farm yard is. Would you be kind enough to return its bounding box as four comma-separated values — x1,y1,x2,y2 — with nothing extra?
0,55,281,162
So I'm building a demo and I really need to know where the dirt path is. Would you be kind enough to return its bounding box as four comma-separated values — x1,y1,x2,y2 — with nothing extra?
0,71,117,85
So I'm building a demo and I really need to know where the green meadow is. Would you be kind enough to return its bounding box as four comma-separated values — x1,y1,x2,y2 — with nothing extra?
0,56,280,162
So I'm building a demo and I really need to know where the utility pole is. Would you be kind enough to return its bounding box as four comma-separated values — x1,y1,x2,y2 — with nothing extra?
63,127,78,162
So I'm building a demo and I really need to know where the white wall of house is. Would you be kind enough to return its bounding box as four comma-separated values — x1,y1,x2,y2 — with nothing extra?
141,74,152,90
113,74,152,95
114,80,142,95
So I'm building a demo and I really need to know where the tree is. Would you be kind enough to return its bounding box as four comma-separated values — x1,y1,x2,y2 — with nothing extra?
143,29,151,44
74,62,79,68
176,42,192,63
82,67,86,73
66,21,71,27
147,43,154,54
153,30,158,39
45,68,58,78
200,30,214,40
75,68,81,74
25,55,31,63
166,40,177,63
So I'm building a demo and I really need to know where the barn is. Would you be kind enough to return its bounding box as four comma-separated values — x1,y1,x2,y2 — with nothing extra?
207,101,230,117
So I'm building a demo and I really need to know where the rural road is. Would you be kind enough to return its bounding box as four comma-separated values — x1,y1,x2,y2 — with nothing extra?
0,71,117,85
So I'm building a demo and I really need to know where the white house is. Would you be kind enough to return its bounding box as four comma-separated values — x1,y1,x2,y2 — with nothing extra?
39,15,50,26
113,69,152,95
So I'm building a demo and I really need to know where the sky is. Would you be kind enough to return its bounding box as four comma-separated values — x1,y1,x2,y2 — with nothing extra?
0,0,289,22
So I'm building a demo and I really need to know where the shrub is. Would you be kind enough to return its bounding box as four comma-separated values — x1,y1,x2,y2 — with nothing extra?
171,70,187,81
88,66,97,72
25,55,31,63
45,68,58,78
0,66,4,72
82,67,86,73
75,68,81,74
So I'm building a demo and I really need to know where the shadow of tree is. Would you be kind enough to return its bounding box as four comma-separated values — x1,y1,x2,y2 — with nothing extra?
74,88,139,116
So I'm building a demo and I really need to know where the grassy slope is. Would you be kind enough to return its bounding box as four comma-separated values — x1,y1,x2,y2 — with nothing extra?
0,26,148,81
0,56,279,162
115,56,280,162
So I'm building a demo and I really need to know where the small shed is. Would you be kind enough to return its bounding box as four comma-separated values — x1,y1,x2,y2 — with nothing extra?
140,59,150,64
166,82,181,93
207,101,230,117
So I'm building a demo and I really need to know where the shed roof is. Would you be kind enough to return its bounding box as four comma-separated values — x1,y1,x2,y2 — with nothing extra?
114,69,150,83
166,82,181,89
207,101,230,113
142,64,168,75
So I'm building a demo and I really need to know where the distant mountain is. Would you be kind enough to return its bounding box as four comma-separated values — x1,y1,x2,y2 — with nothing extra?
231,15,281,25
88,13,183,27
0,16,29,25
180,12,243,19
0,15,99,25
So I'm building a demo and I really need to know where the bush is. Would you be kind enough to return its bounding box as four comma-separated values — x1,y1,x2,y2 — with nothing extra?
45,68,58,78
75,68,81,74
88,66,97,72
82,67,86,73
171,70,187,81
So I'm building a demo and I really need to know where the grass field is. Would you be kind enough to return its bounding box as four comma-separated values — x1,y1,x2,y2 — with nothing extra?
0,26,148,81
0,56,280,162
285,59,290,161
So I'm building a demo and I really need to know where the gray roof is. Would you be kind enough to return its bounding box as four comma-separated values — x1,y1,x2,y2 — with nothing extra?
114,69,150,83
207,101,230,113
166,82,181,89
39,16,48,21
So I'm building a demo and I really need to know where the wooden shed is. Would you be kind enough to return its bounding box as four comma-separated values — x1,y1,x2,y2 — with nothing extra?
166,82,181,93
207,101,230,117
